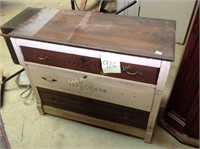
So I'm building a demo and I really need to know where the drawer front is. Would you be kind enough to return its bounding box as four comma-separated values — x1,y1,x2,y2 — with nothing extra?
21,46,159,85
27,64,155,112
38,87,149,129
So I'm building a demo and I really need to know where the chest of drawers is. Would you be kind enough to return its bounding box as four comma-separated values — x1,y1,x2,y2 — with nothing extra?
10,8,175,143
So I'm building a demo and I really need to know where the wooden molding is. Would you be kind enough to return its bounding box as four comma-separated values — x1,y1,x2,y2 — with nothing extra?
159,119,199,148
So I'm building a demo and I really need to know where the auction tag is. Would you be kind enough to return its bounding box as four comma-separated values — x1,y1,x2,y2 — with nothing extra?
100,53,121,73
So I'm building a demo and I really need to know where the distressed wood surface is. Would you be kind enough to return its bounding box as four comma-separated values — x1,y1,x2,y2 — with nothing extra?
27,63,155,112
0,7,41,64
144,61,171,142
9,8,175,143
43,105,146,138
10,8,175,61
21,46,159,85
11,38,162,68
38,87,149,129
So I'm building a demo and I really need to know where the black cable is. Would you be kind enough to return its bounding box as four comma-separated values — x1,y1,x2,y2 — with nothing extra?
0,68,25,85
114,0,137,15
74,0,80,10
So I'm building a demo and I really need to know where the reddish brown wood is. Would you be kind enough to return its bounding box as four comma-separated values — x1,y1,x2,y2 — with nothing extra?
38,87,149,129
184,90,199,139
0,114,11,149
165,7,199,126
167,40,198,120
0,69,4,107
21,46,159,85
10,9,175,61
160,4,199,148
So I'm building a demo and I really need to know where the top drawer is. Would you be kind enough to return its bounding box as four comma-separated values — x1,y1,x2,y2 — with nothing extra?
21,46,159,85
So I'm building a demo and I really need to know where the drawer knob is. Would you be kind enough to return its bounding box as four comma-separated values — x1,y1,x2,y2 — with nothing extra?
41,77,57,83
80,56,87,63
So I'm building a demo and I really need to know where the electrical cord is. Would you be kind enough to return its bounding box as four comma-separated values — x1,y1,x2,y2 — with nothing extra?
74,0,80,10
20,85,32,98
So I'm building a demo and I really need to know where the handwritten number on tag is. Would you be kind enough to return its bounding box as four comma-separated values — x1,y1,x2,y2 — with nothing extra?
100,53,121,73
103,60,117,69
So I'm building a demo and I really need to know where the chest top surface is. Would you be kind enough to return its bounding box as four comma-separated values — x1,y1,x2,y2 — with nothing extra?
10,8,175,61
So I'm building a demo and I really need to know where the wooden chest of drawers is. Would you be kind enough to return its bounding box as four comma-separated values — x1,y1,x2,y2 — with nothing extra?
9,8,175,143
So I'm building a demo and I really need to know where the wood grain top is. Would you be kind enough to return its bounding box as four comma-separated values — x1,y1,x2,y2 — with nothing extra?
10,8,176,61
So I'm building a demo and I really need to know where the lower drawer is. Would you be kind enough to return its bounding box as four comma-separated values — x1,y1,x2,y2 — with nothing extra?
27,64,155,112
38,87,149,129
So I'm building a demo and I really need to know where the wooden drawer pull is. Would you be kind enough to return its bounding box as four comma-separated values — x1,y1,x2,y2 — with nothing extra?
41,77,57,83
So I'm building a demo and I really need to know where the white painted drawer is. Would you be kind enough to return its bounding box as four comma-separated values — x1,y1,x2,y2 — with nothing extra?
26,63,155,112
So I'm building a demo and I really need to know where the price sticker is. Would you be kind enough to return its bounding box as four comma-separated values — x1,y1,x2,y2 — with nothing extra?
155,50,163,55
100,53,121,73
